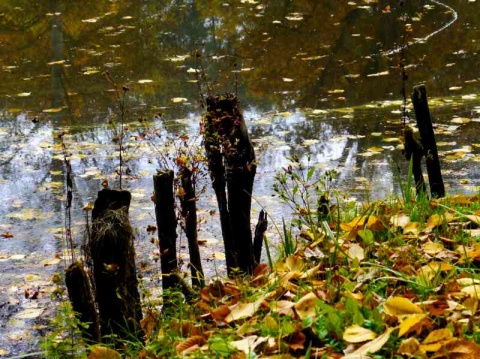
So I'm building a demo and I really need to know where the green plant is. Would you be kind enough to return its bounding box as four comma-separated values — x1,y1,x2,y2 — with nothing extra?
41,302,88,359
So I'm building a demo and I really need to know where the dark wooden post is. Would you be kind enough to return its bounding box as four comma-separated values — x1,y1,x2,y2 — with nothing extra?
202,94,258,275
90,189,143,341
253,210,268,266
153,170,180,292
178,166,205,288
65,261,101,342
402,126,427,197
411,85,445,198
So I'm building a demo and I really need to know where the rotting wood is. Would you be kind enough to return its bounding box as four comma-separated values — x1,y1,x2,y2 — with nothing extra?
153,171,181,293
89,188,143,342
402,125,427,197
178,166,205,288
202,94,258,275
253,210,268,266
65,261,101,342
411,85,445,198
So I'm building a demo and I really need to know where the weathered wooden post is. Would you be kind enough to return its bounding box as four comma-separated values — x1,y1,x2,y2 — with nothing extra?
65,262,101,342
153,170,181,292
89,189,143,341
411,85,445,198
178,166,205,288
202,94,260,275
402,126,427,197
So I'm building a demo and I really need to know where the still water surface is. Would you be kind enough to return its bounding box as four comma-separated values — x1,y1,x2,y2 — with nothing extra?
0,0,479,355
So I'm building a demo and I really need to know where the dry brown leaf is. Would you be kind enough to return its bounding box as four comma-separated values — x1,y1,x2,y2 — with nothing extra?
431,338,480,359
383,297,423,316
423,328,454,344
88,346,122,359
398,337,421,356
175,335,205,355
225,293,270,323
211,304,231,322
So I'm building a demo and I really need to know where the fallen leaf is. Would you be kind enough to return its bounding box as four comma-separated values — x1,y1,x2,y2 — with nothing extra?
383,297,423,316
88,345,122,359
294,292,319,320
398,313,426,337
343,324,377,343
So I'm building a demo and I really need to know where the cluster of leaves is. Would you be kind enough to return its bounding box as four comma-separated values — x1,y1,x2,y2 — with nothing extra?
79,159,480,359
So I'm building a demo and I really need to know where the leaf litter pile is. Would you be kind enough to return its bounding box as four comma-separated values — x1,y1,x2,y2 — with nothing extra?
119,193,480,359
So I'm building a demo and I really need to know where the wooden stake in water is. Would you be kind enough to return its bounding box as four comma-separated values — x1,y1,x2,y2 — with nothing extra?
411,85,445,198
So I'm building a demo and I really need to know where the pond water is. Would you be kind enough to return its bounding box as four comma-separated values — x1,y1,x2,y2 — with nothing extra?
0,0,479,356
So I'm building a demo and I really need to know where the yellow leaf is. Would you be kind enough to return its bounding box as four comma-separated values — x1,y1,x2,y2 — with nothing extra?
383,297,423,316
422,241,444,255
42,107,64,113
16,92,31,97
423,328,453,344
294,292,319,320
399,313,426,337
171,97,188,103
418,262,454,280
398,337,421,356
343,324,377,343
138,79,153,84
88,345,122,359
461,285,480,299
431,338,480,358
349,327,394,356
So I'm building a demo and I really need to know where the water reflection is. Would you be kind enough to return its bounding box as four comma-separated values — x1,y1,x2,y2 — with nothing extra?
0,0,479,355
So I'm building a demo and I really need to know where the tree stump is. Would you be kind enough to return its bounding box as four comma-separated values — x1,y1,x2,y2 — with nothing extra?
89,188,142,341
202,94,260,275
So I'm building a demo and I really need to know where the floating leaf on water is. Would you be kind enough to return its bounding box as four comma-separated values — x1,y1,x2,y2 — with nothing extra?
41,257,61,266
83,69,100,75
285,13,303,21
16,92,31,97
47,60,65,66
328,89,344,94
367,70,389,77
122,16,133,20
302,139,319,146
171,97,188,103
138,79,153,84
272,20,282,24
282,77,294,82
345,74,361,78
15,308,44,319
186,67,197,73
371,132,382,137
451,117,471,124
10,254,26,260
42,107,63,113
448,86,462,91
82,18,99,23
25,274,40,282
